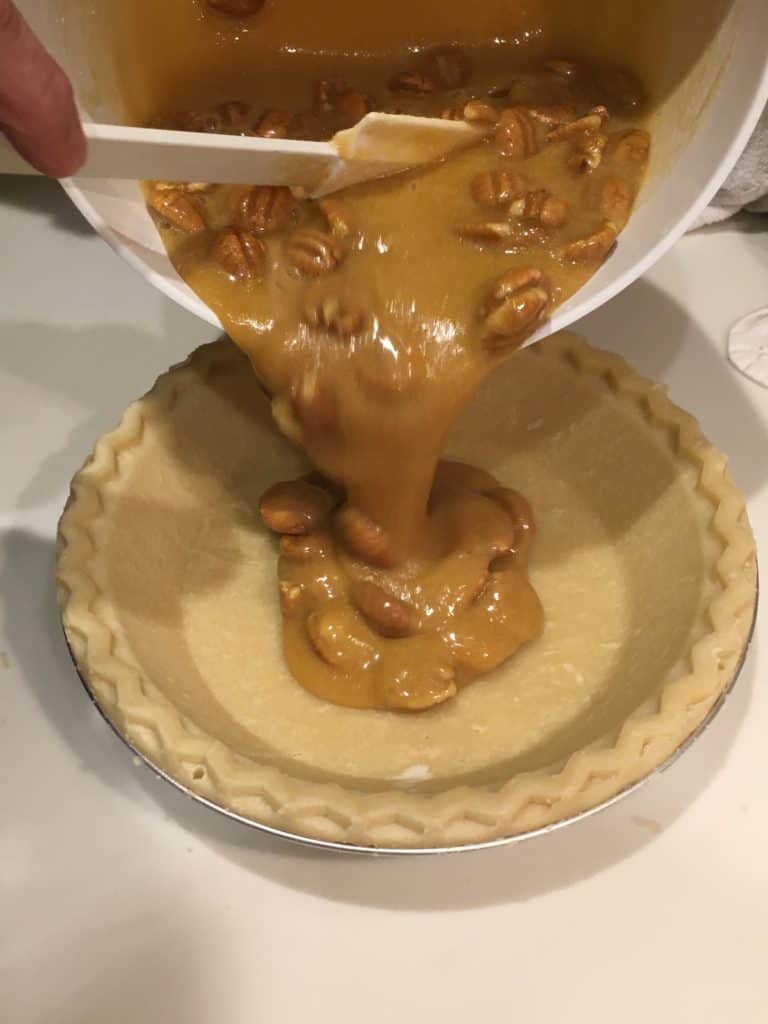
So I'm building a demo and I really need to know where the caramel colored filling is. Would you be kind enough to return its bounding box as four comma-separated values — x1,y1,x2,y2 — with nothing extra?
143,39,649,710
263,462,543,710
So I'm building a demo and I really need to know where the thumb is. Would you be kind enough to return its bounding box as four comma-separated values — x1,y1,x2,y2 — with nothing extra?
0,0,85,176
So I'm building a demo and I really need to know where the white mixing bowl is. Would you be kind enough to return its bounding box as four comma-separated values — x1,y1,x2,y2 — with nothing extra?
21,0,768,338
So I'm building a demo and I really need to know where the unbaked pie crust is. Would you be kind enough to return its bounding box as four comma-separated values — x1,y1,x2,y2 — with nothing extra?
56,333,757,849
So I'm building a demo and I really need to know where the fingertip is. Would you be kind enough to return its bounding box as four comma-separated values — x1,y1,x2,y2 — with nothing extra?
4,115,85,177
49,117,87,178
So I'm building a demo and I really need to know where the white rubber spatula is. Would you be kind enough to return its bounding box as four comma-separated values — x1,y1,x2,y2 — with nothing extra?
0,113,486,196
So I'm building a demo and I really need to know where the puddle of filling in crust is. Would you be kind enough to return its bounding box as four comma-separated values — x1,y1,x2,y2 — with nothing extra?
141,26,650,712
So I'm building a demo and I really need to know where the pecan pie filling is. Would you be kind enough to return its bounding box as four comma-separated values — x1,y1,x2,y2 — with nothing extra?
143,38,650,710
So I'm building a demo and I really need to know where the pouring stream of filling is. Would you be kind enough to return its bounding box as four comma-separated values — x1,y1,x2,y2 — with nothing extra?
144,32,649,710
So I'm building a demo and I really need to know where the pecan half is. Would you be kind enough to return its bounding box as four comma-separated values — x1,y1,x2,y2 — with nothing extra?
318,198,355,242
336,505,396,567
280,532,331,561
260,479,336,535
148,188,206,233
483,268,551,350
353,581,419,638
458,220,514,243
237,185,295,234
509,189,568,228
315,79,370,125
471,169,526,206
495,107,537,158
547,106,609,141
307,611,376,669
613,129,651,165
212,230,266,280
491,266,547,300
560,221,618,263
286,229,341,276
449,97,505,124
600,177,633,225
378,665,457,711
462,100,499,125
538,195,568,227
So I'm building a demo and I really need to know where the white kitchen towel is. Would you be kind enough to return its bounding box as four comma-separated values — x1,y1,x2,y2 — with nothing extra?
692,102,768,228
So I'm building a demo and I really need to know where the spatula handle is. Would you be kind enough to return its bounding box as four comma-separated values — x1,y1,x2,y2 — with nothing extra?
0,114,485,191
0,123,342,187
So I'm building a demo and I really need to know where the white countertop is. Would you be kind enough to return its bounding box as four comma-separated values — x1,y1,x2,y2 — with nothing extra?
1,176,766,1023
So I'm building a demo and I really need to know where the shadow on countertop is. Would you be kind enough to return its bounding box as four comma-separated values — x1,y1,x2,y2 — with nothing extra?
0,175,94,236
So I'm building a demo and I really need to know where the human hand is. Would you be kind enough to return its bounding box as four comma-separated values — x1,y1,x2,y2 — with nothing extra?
0,0,85,176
